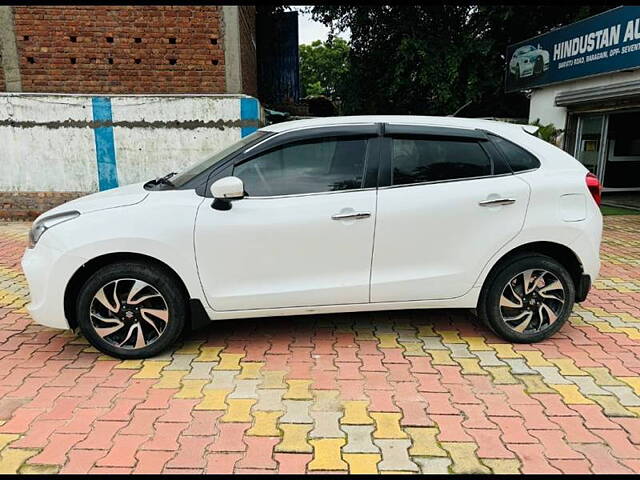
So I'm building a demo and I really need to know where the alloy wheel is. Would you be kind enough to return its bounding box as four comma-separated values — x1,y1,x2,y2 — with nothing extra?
499,268,565,334
89,278,169,350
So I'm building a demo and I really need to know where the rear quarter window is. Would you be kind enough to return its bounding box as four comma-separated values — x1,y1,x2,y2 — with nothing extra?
489,133,541,172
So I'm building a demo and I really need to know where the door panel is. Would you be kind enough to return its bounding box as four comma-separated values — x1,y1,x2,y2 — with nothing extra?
195,190,376,310
370,175,530,302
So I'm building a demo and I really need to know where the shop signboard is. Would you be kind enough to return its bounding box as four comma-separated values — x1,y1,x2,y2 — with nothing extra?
505,6,640,92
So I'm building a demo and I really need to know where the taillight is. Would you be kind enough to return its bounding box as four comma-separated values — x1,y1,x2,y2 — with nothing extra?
586,172,601,206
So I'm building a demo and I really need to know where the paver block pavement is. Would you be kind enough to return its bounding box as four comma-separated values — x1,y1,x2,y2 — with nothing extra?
1,216,640,472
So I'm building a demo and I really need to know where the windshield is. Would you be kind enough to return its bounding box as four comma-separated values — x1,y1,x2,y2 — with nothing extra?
170,130,269,187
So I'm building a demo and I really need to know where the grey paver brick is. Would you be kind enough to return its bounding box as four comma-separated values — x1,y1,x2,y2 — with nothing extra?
602,386,640,406
280,400,314,424
474,351,507,367
503,358,538,375
310,411,344,438
228,379,261,399
374,439,420,472
566,376,613,396
183,362,217,380
254,388,286,411
205,370,238,390
341,425,380,453
414,456,452,474
530,366,572,385
164,354,196,371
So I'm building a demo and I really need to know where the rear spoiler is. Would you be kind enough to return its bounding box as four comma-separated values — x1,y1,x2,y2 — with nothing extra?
522,124,540,135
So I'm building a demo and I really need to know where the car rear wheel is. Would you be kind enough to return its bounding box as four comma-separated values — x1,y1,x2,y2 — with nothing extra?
76,261,186,359
478,253,575,343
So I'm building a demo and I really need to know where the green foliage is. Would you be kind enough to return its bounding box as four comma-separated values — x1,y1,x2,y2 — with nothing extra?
530,119,564,145
299,38,350,98
310,5,611,117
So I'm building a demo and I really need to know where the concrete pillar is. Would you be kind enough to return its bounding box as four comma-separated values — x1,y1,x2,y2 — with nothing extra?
0,6,21,92
222,6,242,94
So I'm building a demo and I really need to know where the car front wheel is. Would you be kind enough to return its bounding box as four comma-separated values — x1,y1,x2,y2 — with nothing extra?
76,261,186,359
478,253,575,343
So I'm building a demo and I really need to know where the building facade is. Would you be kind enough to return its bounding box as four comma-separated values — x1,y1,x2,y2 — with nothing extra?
0,5,257,96
509,6,640,192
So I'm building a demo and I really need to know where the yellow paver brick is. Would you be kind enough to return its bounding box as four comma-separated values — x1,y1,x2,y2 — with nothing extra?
261,371,287,389
19,464,60,474
620,377,640,395
344,453,381,474
520,351,553,367
550,385,594,404
283,380,313,400
175,340,204,355
438,330,465,344
441,442,490,474
114,359,143,369
483,458,521,474
590,395,636,417
341,401,373,425
549,358,587,376
377,333,401,349
485,367,519,384
0,435,18,451
406,427,447,456
464,337,493,351
275,424,313,453
401,342,427,356
519,375,556,394
308,439,348,471
195,389,232,410
457,358,488,375
0,449,39,474
583,367,625,386
195,346,224,362
417,325,437,337
221,399,256,422
174,379,207,399
492,344,522,359
153,370,187,389
314,390,341,412
133,361,169,379
427,350,457,366
371,412,408,439
247,411,282,436
237,362,264,379
214,353,245,371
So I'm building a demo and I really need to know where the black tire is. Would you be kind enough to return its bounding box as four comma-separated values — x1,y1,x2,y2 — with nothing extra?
76,261,186,359
478,253,575,343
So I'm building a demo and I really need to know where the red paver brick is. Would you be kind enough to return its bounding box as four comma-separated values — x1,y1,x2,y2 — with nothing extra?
572,444,634,473
137,388,178,409
415,373,448,393
76,420,127,450
141,422,189,451
529,430,584,459
592,429,640,459
367,390,400,412
431,414,473,442
423,392,459,415
468,428,515,459
208,422,250,452
508,443,562,474
61,449,108,474
612,418,640,445
570,404,621,430
549,416,601,443
157,398,199,423
27,432,87,465
95,434,149,467
549,459,593,474
490,416,538,444
183,411,223,436
134,450,176,474
0,407,44,433
11,419,66,448
206,452,243,473
236,437,279,470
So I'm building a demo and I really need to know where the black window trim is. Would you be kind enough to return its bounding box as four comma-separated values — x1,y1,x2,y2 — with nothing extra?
379,125,512,189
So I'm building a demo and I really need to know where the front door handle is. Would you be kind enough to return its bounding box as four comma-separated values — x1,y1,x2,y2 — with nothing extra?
478,198,516,207
331,211,371,220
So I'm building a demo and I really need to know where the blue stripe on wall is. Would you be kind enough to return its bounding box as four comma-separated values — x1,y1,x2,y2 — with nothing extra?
92,97,118,191
240,97,259,138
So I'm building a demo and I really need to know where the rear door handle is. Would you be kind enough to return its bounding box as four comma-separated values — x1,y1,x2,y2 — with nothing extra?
331,212,371,220
478,198,516,207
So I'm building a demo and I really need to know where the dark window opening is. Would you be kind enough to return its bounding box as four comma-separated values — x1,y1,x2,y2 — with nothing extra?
168,58,177,65
489,134,540,172
26,57,35,64
134,37,142,43
169,37,176,44
23,35,29,41
108,58,114,64
106,36,114,43
70,36,77,42
233,136,369,196
390,137,491,185
134,58,141,64
70,57,77,64
210,38,217,45
211,59,219,65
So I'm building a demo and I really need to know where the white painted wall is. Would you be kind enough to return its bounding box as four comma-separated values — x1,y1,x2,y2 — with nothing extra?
0,94,258,192
529,69,640,128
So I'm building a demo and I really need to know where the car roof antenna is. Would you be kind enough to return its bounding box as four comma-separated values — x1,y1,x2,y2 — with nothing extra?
449,100,472,117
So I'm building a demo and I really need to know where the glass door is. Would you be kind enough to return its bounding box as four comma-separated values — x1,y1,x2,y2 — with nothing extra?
575,115,606,178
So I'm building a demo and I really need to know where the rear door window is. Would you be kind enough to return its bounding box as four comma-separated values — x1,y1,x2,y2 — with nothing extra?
489,133,540,172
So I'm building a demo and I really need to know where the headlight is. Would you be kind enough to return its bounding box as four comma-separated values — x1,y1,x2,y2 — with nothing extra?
28,210,80,248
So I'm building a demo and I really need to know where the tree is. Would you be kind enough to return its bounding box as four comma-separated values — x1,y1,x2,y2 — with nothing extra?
310,5,611,117
299,38,350,98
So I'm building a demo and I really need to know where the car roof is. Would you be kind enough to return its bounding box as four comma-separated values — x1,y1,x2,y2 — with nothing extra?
260,115,529,137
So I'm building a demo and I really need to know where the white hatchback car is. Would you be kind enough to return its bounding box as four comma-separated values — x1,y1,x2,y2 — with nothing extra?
22,116,603,358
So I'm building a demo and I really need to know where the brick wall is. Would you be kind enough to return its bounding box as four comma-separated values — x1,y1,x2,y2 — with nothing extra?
12,6,226,94
0,192,86,220
239,6,257,97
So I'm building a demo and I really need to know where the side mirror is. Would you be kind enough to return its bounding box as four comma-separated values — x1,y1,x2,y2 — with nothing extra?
210,176,244,211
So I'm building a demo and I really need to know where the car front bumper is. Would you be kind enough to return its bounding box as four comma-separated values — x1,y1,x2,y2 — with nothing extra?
21,242,87,330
